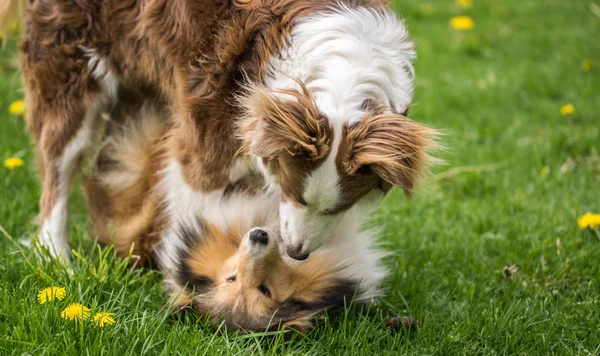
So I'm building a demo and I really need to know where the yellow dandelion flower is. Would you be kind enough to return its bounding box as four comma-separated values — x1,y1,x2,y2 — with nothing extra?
560,104,575,116
577,212,600,230
455,0,473,9
61,303,91,322
9,100,25,116
92,311,115,327
450,16,475,31
37,287,66,304
582,59,591,72
4,157,24,169
420,3,435,15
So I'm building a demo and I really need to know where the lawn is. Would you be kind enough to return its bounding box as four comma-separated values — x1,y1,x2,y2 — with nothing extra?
1,0,599,354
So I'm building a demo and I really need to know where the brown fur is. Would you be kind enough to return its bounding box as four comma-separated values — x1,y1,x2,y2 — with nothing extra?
238,80,333,204
238,80,331,160
82,106,168,264
17,0,387,227
176,226,360,331
20,0,108,223
12,0,439,269
184,223,242,285
340,107,440,198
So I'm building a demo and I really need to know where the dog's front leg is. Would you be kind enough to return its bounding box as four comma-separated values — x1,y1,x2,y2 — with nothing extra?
35,108,102,262
21,25,117,263
26,85,106,263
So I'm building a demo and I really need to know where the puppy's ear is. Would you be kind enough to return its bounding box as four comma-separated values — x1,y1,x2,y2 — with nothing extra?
275,277,360,334
343,111,439,196
237,82,330,160
164,272,213,315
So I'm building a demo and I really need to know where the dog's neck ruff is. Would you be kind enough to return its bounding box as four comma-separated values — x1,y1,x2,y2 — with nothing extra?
265,6,415,125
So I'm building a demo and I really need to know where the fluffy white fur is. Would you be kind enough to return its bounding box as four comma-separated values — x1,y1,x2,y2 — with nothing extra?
156,160,225,271
38,197,69,260
312,207,388,299
266,6,414,115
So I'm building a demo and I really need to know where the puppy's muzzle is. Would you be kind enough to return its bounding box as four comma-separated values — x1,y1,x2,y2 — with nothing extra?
249,228,269,246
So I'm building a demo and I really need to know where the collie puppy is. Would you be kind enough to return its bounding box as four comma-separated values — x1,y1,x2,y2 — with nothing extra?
4,0,438,266
82,110,387,331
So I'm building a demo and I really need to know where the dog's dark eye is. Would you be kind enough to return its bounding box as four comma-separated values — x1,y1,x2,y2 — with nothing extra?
226,276,236,282
259,284,271,297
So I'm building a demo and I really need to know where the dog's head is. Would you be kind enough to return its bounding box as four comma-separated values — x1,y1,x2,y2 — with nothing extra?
172,225,360,332
236,7,440,260
238,83,438,260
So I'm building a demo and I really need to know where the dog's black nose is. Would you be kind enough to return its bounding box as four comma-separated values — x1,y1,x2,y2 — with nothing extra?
286,246,309,260
249,229,269,245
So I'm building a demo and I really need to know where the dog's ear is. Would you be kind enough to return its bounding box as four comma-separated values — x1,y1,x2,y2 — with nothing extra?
237,82,330,160
274,277,360,334
342,111,439,196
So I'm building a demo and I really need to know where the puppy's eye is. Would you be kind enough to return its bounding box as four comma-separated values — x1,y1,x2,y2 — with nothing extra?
226,276,236,282
259,284,271,297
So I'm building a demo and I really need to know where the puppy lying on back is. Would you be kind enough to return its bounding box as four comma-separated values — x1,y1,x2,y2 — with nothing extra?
83,107,387,331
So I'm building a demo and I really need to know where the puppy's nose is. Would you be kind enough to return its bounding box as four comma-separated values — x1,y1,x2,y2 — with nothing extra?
286,245,309,260
249,229,269,245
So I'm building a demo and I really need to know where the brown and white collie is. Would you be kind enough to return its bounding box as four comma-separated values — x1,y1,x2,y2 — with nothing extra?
2,0,438,268
81,108,387,331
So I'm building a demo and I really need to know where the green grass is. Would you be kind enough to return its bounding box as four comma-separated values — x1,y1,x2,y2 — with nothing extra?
1,0,599,354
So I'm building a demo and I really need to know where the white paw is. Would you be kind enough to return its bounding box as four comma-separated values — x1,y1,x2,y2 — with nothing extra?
39,222,70,264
